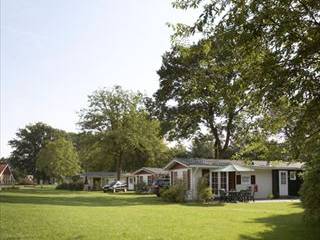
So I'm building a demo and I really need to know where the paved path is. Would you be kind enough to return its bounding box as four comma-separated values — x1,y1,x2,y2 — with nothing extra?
251,199,300,203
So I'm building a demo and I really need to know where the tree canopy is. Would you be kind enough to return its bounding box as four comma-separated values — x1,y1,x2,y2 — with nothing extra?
36,137,80,182
8,122,66,179
169,0,320,158
169,0,320,222
79,86,170,179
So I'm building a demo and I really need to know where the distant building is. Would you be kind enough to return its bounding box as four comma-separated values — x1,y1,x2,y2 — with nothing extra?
80,172,128,190
0,163,15,185
132,167,169,186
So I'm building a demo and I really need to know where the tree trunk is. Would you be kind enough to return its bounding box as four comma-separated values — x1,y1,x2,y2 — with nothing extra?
210,123,222,159
116,151,122,180
214,141,220,159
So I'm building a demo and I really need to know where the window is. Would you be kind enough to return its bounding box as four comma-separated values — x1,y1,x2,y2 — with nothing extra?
147,175,153,185
212,172,219,194
183,171,188,189
290,171,296,180
236,175,241,184
129,178,133,184
220,172,227,190
242,176,250,185
280,172,287,184
172,172,178,185
251,175,256,185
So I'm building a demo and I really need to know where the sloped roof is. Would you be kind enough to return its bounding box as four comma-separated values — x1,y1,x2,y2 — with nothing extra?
165,158,304,170
133,167,168,175
214,164,254,172
0,164,9,175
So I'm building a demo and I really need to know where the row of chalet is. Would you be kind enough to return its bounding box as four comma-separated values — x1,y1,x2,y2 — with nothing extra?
80,158,304,200
80,167,169,191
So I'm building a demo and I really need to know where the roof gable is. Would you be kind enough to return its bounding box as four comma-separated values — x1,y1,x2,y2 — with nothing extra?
134,169,152,175
164,158,304,170
0,164,10,175
133,167,168,175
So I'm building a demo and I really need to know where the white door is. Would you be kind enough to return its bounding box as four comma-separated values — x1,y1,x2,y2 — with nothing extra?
279,171,288,196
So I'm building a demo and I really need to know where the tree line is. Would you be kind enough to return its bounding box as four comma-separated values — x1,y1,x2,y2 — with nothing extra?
3,0,319,222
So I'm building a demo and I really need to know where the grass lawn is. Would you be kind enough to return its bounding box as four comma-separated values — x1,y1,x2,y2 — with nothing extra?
0,187,318,240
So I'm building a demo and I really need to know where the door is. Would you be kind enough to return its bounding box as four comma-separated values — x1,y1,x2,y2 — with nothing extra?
279,171,288,196
211,172,219,195
228,172,236,191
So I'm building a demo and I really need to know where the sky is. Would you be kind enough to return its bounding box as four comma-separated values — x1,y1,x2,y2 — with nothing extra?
0,0,199,157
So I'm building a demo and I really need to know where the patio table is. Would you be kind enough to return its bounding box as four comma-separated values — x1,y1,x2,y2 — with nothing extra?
228,191,240,202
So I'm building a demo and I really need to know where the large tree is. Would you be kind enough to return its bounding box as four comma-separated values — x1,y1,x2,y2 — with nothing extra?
36,137,80,182
155,37,256,159
8,122,65,179
79,86,169,179
170,0,320,153
171,0,320,221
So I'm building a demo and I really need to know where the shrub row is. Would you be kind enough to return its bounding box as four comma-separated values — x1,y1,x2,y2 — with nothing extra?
135,182,150,194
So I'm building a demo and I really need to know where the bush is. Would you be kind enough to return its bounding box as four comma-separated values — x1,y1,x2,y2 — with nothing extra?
300,157,320,223
197,177,213,202
161,180,186,203
56,182,84,191
267,193,274,199
135,182,149,194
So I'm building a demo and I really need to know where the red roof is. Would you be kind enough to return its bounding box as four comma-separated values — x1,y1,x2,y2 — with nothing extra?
0,164,9,175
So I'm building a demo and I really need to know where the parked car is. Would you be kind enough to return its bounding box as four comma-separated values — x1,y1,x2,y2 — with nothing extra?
151,178,170,197
103,181,127,192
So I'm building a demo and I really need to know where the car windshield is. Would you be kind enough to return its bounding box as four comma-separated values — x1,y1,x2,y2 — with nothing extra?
108,181,117,187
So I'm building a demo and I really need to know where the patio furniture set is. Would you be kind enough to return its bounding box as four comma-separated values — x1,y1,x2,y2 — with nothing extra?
217,188,255,203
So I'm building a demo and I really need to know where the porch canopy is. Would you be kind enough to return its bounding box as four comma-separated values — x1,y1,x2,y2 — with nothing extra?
213,164,254,172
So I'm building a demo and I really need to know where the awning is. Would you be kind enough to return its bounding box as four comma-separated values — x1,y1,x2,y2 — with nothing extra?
213,164,254,172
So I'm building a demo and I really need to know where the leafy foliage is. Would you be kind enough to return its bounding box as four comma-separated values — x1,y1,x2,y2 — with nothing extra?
161,180,186,203
190,135,215,159
36,137,80,181
300,156,320,223
8,122,66,179
155,34,257,158
134,182,149,194
197,177,213,202
79,86,170,179
171,0,320,221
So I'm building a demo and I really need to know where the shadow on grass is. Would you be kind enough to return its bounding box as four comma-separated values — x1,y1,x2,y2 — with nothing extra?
240,210,320,240
0,189,227,208
0,190,166,207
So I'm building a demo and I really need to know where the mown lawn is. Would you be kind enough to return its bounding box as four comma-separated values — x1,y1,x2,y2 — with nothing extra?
0,187,318,240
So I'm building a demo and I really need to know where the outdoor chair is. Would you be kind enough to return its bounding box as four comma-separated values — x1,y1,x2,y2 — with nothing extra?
238,190,246,202
249,189,255,202
243,190,251,202
219,189,228,202
247,186,255,202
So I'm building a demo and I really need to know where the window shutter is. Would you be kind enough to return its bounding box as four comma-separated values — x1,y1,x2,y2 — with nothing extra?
171,172,174,185
187,169,191,190
236,175,241,184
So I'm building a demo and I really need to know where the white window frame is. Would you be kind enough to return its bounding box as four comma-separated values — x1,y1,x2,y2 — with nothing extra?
241,175,250,185
289,171,296,180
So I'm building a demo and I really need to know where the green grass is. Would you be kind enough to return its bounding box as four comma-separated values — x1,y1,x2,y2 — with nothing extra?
0,187,318,240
